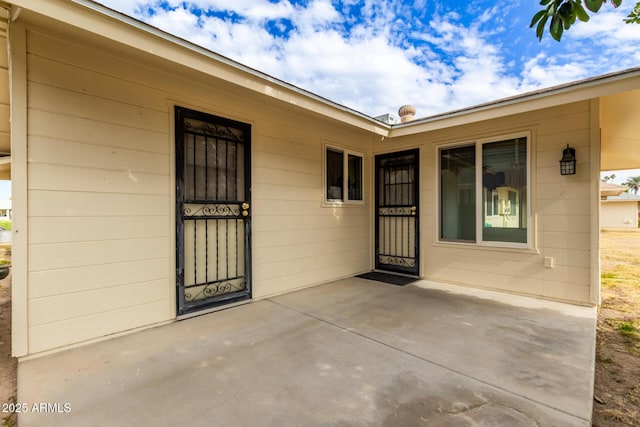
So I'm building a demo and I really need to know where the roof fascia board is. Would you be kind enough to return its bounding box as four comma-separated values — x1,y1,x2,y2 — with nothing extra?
9,0,389,136
389,68,640,138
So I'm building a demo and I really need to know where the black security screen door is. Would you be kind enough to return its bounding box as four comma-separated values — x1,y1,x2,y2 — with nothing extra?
375,149,419,275
175,107,251,315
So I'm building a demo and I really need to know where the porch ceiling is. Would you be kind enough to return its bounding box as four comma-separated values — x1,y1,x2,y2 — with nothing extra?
601,89,640,171
0,156,9,180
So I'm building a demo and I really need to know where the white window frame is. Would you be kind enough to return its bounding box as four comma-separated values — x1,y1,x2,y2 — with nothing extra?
437,132,531,249
324,144,364,205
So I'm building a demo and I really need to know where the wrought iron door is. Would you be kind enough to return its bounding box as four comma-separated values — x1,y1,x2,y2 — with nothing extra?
175,107,251,315
375,149,419,275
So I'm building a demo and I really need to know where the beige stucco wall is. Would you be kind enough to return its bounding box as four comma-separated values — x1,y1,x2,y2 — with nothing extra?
380,100,596,305
601,201,639,228
20,26,373,355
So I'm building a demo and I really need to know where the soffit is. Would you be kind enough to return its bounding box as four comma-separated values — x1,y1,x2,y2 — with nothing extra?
601,89,640,171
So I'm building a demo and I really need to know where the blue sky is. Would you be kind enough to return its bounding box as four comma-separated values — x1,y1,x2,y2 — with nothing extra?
0,181,9,200
97,0,640,119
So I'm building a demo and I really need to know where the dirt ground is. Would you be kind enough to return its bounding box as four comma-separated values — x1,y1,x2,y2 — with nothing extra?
0,232,638,426
592,229,640,426
0,246,15,427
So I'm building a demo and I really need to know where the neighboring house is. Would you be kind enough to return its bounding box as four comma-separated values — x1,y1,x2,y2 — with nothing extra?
600,182,640,228
0,199,10,219
3,0,640,357
0,198,10,243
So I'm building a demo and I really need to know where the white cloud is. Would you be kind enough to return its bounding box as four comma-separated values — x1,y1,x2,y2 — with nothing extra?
519,53,589,91
281,31,435,114
161,0,295,20
516,4,640,93
296,0,341,30
569,3,640,41
567,5,640,69
409,13,523,114
145,6,201,39
95,0,143,16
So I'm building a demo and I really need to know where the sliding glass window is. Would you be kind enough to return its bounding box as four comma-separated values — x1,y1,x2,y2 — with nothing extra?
439,134,529,247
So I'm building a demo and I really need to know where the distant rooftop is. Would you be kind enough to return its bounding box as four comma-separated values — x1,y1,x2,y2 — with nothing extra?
600,182,628,198
603,192,640,202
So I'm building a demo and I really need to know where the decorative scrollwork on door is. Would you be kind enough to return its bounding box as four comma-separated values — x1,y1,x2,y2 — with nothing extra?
183,204,241,218
184,279,247,302
378,255,416,268
378,206,414,216
176,106,252,315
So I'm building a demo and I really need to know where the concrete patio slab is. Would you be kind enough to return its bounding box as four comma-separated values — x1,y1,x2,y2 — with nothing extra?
18,278,596,426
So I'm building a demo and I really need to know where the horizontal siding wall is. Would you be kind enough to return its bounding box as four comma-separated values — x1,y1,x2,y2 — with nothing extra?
388,101,594,304
532,102,591,303
25,29,173,353
601,202,639,229
23,27,373,354
251,115,371,297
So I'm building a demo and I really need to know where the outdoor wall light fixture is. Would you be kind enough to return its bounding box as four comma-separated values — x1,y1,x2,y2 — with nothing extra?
559,144,576,175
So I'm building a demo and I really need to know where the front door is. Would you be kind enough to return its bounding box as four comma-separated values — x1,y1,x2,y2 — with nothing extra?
375,149,419,275
175,107,251,316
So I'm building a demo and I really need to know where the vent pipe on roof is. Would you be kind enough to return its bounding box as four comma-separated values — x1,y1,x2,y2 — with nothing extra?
398,105,416,123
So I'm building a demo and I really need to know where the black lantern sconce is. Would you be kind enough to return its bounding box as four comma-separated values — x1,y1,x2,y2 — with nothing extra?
559,144,576,175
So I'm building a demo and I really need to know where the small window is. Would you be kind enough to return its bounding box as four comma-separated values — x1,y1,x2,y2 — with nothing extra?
325,146,363,203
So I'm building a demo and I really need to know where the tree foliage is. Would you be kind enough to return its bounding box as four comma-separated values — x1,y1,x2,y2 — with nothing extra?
531,0,640,41
623,176,640,194
625,2,640,23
